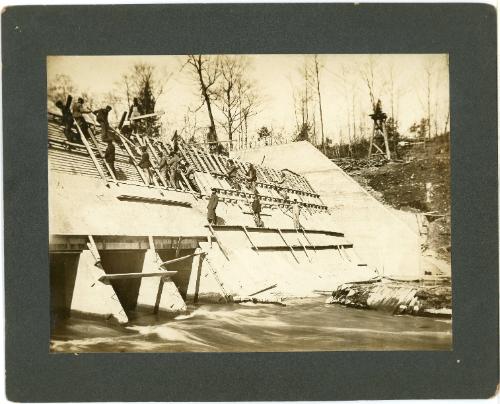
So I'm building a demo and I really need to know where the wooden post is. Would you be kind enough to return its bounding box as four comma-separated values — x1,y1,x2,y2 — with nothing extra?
242,226,259,253
381,121,391,160
277,228,299,263
368,122,375,158
114,132,149,185
74,122,108,183
86,126,118,182
297,237,311,263
206,224,230,261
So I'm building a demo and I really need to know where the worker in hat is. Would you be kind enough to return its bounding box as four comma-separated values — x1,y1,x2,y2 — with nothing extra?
226,159,240,190
71,97,92,138
93,105,113,142
55,99,77,143
138,145,152,184
207,188,219,224
252,190,263,227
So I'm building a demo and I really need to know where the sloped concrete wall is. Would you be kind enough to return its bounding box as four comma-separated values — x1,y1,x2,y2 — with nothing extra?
233,142,422,278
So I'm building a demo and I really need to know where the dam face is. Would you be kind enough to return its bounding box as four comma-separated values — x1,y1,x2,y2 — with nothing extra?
48,112,380,325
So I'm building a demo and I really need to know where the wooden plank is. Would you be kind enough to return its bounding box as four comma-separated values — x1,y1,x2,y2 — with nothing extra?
248,284,277,296
73,122,108,182
99,271,177,281
242,226,259,253
301,229,317,253
207,223,230,261
87,127,118,182
277,228,299,263
158,251,204,268
115,132,149,184
117,194,192,207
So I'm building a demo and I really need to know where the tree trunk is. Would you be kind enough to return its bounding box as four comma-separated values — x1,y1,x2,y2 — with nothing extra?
314,56,326,154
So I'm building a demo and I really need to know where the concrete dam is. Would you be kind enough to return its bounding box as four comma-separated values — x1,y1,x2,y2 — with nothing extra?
48,112,421,326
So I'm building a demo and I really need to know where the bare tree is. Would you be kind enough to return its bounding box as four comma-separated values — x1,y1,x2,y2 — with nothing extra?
424,61,433,139
47,74,77,105
215,56,260,150
185,55,221,142
292,56,316,142
314,55,326,153
119,63,170,136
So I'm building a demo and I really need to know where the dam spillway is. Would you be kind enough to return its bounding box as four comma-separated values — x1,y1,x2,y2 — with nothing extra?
49,111,386,325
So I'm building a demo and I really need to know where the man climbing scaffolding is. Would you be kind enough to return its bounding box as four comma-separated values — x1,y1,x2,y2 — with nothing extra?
157,151,169,183
226,159,241,191
167,151,181,189
180,159,199,193
245,163,257,193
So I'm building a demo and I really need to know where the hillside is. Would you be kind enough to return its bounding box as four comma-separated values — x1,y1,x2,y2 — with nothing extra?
333,136,451,263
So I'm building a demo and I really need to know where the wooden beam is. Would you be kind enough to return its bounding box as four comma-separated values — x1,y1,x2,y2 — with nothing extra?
277,228,299,263
207,223,230,261
242,226,259,254
99,271,177,281
158,251,204,268
74,122,108,183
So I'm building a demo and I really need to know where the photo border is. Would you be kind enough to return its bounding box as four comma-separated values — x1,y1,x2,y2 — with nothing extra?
3,4,498,401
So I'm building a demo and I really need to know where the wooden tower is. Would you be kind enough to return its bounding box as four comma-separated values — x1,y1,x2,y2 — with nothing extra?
368,100,391,160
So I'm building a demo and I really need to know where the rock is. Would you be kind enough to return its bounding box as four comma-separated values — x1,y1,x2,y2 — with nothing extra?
327,281,451,318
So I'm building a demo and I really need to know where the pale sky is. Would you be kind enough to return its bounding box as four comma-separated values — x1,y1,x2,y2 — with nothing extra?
47,54,449,145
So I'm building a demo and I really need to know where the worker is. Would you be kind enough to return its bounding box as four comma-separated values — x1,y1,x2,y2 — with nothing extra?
181,160,200,193
93,105,112,142
167,151,181,188
245,163,257,193
55,100,77,143
129,97,142,135
104,139,117,178
138,145,152,184
71,97,92,138
226,159,240,190
292,199,302,230
207,188,218,224
157,151,169,183
274,171,289,201
252,191,263,227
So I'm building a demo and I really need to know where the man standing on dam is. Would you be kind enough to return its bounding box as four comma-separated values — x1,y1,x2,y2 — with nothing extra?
105,139,117,178
138,145,152,184
207,188,218,225
252,191,263,227
168,151,181,189
292,199,302,229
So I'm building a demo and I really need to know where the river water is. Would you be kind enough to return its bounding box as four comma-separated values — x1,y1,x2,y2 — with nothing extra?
50,298,452,352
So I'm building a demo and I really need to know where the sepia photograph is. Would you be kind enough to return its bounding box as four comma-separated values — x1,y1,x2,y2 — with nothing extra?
48,54,452,353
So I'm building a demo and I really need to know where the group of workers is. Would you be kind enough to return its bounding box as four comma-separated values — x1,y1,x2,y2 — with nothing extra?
55,96,303,229
207,187,302,230
209,158,302,229
136,145,199,191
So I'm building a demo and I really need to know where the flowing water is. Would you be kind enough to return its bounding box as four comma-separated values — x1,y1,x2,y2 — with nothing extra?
50,297,452,352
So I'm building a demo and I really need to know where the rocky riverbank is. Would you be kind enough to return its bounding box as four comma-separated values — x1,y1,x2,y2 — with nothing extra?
326,279,452,318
